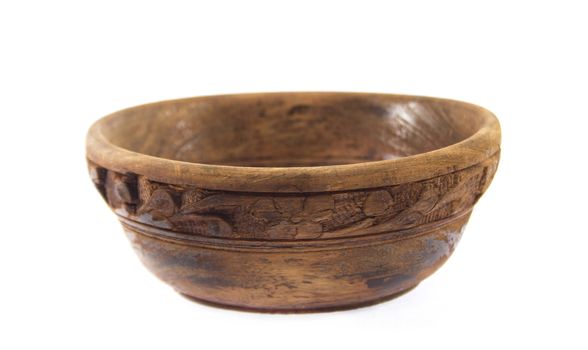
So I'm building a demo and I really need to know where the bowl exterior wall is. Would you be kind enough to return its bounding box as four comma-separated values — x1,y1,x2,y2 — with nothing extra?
121,213,470,311
87,151,498,311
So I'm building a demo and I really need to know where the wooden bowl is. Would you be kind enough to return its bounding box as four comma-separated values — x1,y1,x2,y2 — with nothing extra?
86,92,500,312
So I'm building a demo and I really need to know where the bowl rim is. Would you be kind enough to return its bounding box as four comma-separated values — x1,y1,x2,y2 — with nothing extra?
86,92,501,193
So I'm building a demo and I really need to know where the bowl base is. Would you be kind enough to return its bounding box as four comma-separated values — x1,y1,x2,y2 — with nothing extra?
178,284,419,313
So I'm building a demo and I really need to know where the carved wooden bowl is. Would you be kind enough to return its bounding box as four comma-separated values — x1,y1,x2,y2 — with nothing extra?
86,92,500,312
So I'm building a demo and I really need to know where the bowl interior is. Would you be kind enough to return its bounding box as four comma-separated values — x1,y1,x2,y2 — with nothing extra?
101,93,486,167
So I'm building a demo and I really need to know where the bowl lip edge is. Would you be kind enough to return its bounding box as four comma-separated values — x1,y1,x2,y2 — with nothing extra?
85,92,501,193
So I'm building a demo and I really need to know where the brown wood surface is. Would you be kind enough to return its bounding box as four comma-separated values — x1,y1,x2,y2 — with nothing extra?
86,92,500,312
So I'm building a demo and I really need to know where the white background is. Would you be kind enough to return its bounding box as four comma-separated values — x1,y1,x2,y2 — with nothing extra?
1,1,587,349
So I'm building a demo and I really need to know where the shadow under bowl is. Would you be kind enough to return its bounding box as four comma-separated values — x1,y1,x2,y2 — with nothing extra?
86,92,500,312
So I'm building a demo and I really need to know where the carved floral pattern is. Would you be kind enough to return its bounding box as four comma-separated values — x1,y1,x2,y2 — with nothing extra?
88,152,498,240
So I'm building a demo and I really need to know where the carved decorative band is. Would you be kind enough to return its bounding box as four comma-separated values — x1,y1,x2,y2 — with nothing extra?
89,151,498,241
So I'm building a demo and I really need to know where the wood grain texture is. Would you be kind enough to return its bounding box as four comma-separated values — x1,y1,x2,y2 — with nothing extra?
86,92,500,312
86,92,500,192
